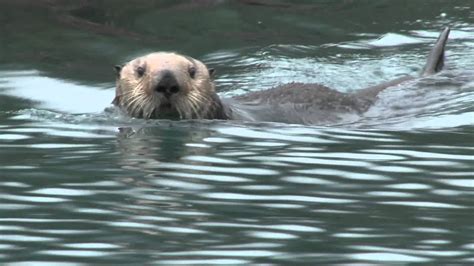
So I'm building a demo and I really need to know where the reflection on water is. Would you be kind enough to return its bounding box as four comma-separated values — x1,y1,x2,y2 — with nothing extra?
1,119,472,264
1,0,474,264
0,70,112,113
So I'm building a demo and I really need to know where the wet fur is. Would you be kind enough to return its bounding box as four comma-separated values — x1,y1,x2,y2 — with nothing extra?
113,28,450,125
114,52,227,120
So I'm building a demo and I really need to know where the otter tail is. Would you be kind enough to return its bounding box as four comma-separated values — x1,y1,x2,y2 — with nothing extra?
420,27,450,77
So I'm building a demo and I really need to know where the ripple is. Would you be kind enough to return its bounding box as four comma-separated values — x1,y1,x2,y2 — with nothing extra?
203,193,355,204
0,194,68,203
248,156,374,168
325,133,402,143
43,229,100,235
158,162,278,175
334,233,394,238
64,180,122,188
40,126,114,139
5,262,81,266
75,208,119,215
30,143,96,149
371,165,420,173
197,222,324,233
247,231,297,239
155,259,248,265
196,222,258,228
158,226,206,234
150,178,212,190
163,210,210,217
30,188,94,196
403,160,464,167
0,218,79,223
310,169,392,181
367,191,415,197
0,134,30,140
0,225,25,231
271,224,324,232
258,203,305,209
108,221,157,229
236,185,281,191
185,143,212,148
380,201,464,209
367,33,423,47
161,250,281,257
0,166,36,170
217,127,336,144
463,243,474,250
410,227,451,234
245,141,287,147
350,252,429,262
218,151,257,157
38,250,115,257
356,245,469,257
135,215,177,222
0,244,16,250
0,204,32,210
282,151,405,161
419,239,451,245
161,172,251,183
282,176,335,185
184,155,239,165
439,179,474,188
62,243,121,249
203,137,233,143
1,235,58,242
386,183,432,190
362,149,474,160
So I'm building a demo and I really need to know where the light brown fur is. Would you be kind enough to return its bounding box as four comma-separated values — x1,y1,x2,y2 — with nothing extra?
113,52,226,119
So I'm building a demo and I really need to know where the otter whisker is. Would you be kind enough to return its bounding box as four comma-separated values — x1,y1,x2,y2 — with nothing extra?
176,97,190,119
190,91,212,119
115,87,139,101
175,102,183,119
128,94,147,118
189,96,203,118
186,94,201,119
173,99,185,119
144,97,158,119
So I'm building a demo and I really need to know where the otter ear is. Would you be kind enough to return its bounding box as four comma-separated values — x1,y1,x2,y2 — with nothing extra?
114,65,123,78
208,68,215,78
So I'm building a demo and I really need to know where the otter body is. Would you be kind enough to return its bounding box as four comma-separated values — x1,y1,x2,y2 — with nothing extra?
113,28,450,125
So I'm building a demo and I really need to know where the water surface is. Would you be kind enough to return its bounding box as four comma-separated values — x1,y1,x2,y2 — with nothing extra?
0,1,473,264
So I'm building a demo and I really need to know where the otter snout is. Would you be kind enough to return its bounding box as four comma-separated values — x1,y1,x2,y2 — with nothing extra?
155,70,180,98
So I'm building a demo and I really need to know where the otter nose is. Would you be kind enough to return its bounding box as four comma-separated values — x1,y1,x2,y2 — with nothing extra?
155,71,180,97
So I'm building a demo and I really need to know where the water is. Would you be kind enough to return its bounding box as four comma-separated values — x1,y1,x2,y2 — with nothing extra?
1,1,473,264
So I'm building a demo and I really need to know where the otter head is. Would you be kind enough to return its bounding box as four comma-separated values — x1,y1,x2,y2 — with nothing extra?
113,52,223,119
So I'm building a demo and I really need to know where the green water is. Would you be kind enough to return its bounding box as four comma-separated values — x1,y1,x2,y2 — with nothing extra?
1,1,473,264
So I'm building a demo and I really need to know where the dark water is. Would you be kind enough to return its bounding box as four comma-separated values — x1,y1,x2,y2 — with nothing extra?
1,1,473,264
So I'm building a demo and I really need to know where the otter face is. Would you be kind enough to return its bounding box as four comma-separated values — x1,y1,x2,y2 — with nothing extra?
113,52,217,119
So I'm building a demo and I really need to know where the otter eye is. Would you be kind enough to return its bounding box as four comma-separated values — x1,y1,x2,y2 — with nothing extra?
136,66,146,77
188,66,196,79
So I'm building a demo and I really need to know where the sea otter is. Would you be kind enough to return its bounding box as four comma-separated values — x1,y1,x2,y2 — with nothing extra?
112,27,450,125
